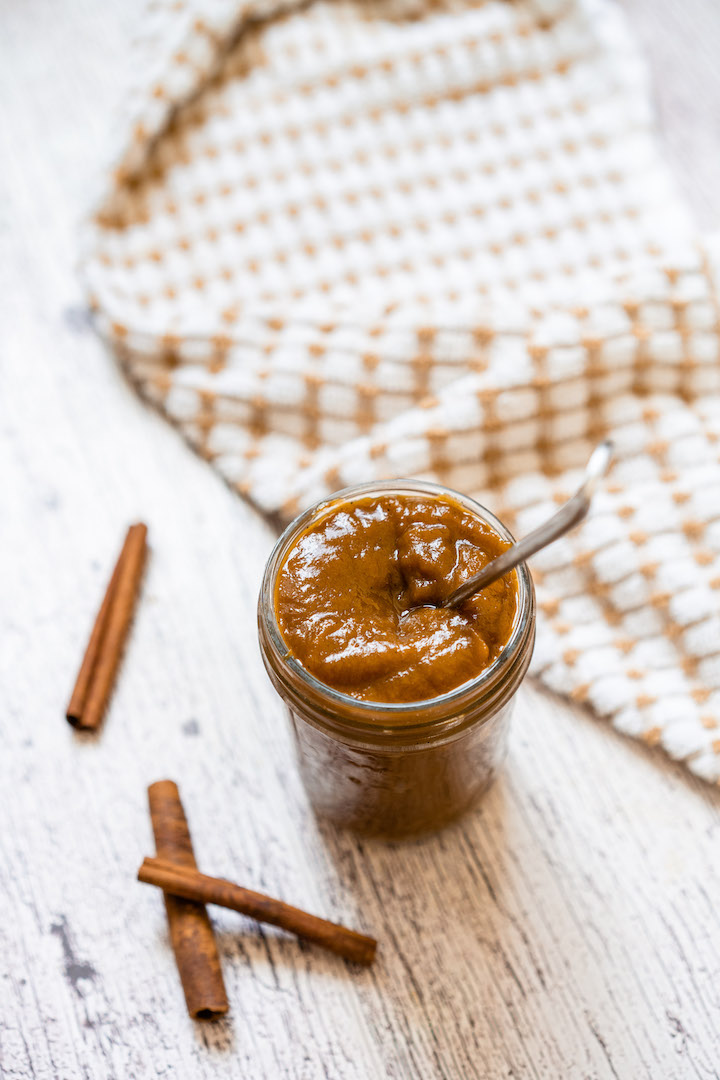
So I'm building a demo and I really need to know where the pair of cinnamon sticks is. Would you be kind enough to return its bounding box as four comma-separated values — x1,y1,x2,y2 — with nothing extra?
66,523,148,731
144,781,377,1019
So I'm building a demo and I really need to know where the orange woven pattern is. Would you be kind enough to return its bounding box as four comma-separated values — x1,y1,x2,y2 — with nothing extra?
83,0,720,781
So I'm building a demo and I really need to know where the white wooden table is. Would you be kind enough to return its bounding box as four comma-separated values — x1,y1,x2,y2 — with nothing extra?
2,2,719,1077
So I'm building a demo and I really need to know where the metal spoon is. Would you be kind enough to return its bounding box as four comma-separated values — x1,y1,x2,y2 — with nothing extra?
441,439,614,608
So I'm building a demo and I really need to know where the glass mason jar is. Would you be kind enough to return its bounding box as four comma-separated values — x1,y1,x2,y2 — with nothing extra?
258,480,535,839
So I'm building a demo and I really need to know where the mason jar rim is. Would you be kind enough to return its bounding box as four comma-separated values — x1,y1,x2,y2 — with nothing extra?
258,478,534,734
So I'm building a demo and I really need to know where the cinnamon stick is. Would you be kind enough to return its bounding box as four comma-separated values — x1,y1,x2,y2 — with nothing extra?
147,781,229,1019
138,855,377,966
66,523,148,730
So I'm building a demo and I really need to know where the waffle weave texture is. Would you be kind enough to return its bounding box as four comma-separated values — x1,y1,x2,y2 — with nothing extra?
83,0,720,782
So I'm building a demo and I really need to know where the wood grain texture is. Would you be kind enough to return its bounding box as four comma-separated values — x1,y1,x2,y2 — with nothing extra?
1,1,719,1077
623,0,720,230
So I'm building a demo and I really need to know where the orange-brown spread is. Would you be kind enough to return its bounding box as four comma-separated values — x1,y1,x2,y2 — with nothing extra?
275,492,517,703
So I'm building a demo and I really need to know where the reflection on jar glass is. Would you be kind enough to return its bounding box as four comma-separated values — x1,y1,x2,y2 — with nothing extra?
258,480,536,839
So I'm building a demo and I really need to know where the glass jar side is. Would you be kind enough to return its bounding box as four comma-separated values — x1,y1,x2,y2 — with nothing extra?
285,694,517,837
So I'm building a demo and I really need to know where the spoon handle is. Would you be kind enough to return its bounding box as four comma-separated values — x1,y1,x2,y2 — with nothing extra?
441,440,614,608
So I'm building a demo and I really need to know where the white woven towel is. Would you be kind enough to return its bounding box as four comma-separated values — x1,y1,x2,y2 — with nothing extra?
83,0,720,782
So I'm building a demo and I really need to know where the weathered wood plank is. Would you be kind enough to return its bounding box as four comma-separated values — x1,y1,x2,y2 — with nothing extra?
1,1,719,1077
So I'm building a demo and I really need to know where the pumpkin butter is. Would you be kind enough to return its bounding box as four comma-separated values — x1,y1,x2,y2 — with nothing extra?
259,481,535,838
275,492,517,703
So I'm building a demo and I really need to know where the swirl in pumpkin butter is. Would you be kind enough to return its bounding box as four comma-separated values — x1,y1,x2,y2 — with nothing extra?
274,492,518,703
